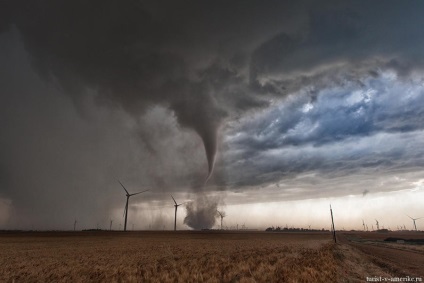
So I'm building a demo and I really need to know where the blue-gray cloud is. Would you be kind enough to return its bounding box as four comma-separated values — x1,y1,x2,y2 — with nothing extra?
231,73,424,149
221,72,424,191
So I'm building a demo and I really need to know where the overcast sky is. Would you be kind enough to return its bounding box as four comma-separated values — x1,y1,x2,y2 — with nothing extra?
1,0,424,231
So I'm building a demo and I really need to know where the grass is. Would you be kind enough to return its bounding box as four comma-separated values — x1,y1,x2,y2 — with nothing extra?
0,231,340,282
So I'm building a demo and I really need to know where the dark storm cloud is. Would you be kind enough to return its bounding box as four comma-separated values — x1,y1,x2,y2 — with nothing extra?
4,0,231,183
250,1,424,96
2,0,424,228
0,0,307,184
4,0,424,181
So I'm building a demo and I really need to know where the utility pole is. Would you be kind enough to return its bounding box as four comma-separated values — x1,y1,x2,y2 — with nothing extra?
330,205,336,243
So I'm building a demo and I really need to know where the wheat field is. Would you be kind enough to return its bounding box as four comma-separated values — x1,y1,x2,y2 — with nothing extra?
1,231,342,282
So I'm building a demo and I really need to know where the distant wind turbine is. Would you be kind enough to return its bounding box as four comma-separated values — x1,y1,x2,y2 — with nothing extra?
74,219,77,231
171,195,186,231
407,215,423,231
110,219,113,231
217,210,226,230
375,219,380,230
362,219,365,231
118,180,149,231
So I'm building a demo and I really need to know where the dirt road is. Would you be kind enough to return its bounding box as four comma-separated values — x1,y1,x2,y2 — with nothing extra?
339,232,424,278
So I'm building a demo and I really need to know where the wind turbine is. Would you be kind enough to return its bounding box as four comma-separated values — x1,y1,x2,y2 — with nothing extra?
74,219,77,231
375,219,380,230
118,180,149,232
407,215,423,231
171,195,186,231
217,210,226,230
110,219,113,231
362,219,366,231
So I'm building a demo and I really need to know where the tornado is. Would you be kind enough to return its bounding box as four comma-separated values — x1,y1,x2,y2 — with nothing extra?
183,194,219,230
172,89,225,185
199,126,217,184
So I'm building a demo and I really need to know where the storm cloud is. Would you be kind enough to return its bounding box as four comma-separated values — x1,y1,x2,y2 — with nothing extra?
1,0,424,229
222,72,424,197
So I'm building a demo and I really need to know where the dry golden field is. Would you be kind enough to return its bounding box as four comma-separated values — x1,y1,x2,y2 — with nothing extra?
0,230,422,282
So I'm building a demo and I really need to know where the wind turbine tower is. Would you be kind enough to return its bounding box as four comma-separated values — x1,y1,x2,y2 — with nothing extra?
110,219,113,231
118,180,149,232
375,219,380,230
171,195,185,231
407,215,423,231
74,219,77,231
217,210,226,230
362,220,365,231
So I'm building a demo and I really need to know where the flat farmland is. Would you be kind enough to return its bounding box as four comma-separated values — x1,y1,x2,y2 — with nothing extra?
1,231,336,282
1,230,422,282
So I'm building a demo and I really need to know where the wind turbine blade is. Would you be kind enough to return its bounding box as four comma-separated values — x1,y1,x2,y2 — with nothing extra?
129,189,149,196
177,201,189,207
406,215,413,220
171,195,177,205
118,180,129,195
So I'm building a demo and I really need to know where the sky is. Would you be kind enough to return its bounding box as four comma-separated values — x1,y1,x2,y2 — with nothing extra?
1,0,424,231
